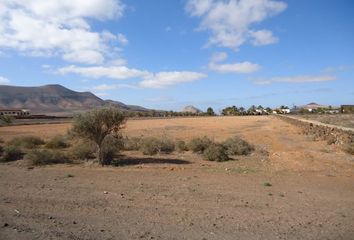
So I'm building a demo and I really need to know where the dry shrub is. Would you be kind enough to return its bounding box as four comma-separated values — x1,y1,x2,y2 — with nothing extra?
139,137,175,155
45,135,69,149
0,145,23,162
188,137,213,153
344,143,354,155
223,136,254,156
9,136,45,149
26,149,71,166
203,143,229,162
100,135,124,164
176,140,188,152
70,141,96,160
139,137,160,155
123,137,142,151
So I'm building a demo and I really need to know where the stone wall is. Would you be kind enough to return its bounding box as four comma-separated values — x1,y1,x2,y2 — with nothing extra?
276,115,354,145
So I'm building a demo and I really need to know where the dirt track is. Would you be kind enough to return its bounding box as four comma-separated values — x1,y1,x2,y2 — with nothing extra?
1,116,354,239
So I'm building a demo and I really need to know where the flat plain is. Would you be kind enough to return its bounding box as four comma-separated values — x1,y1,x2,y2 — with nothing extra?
1,116,354,240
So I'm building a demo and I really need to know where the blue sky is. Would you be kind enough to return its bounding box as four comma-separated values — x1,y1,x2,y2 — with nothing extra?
0,0,353,112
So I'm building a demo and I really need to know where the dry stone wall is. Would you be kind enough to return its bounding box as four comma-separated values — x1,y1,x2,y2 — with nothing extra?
276,115,354,145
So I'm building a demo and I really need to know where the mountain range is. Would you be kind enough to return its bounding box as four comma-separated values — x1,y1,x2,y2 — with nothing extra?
0,84,148,116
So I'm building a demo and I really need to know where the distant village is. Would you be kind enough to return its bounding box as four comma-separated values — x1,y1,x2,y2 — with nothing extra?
0,103,354,119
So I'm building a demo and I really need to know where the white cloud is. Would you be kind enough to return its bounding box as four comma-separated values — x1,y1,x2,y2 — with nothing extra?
254,75,337,85
93,83,138,90
208,52,260,73
58,65,149,79
117,33,129,45
58,65,207,88
186,0,286,50
139,72,207,88
0,0,126,64
0,76,10,84
250,30,278,46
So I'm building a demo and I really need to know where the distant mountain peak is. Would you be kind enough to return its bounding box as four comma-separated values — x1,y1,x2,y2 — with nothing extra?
182,105,201,114
0,84,148,116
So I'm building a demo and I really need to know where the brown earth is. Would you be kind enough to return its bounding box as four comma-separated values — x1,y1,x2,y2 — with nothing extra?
1,116,354,239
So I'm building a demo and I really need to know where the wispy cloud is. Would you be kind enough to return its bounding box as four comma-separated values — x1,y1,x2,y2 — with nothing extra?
93,83,138,91
185,0,287,50
254,75,337,85
0,0,126,64
322,65,354,73
208,52,260,73
58,65,148,79
0,76,10,84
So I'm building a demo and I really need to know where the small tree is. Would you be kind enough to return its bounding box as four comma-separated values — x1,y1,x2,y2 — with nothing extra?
0,115,14,126
206,107,215,116
71,108,126,165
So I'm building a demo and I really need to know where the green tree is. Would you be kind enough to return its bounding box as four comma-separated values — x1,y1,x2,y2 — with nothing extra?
71,108,126,165
206,107,215,116
0,115,14,126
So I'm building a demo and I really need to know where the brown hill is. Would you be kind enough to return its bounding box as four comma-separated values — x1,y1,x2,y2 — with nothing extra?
0,84,148,116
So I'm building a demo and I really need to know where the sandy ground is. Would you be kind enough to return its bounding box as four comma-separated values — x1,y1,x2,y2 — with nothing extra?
1,116,354,239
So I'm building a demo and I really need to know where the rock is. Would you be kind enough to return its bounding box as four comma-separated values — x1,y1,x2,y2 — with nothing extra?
103,191,108,194
3,223,9,227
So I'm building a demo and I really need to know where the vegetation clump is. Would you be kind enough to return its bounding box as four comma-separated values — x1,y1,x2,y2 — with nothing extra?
70,108,125,165
188,137,213,153
176,140,188,152
203,143,229,162
45,135,69,149
70,141,96,160
223,136,254,155
139,137,161,155
123,137,142,151
26,149,71,166
9,136,45,149
0,146,23,162
344,143,354,155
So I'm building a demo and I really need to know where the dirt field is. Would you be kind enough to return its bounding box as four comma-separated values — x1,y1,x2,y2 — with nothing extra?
1,116,354,239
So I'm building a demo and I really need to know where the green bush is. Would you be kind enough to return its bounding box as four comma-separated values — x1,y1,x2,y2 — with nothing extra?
100,135,124,164
0,146,23,162
45,135,69,149
188,137,213,153
123,136,142,151
139,137,160,155
223,136,254,155
203,144,229,162
344,143,354,155
0,145,3,156
176,140,188,152
9,136,45,149
70,141,96,160
26,149,71,166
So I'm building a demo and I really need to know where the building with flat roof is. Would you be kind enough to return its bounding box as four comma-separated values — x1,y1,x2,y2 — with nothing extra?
0,109,30,116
